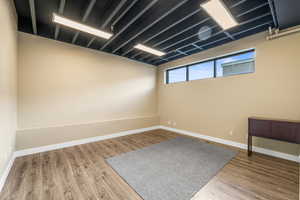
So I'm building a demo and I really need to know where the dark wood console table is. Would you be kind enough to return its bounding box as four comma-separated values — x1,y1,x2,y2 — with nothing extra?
248,117,300,156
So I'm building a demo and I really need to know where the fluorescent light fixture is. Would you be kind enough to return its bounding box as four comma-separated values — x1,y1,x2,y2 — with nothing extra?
52,13,112,39
201,0,238,30
134,44,166,57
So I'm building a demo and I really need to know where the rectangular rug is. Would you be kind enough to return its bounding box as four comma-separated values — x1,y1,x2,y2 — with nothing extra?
106,136,237,200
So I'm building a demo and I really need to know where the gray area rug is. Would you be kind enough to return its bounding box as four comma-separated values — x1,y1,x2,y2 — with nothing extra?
106,136,237,200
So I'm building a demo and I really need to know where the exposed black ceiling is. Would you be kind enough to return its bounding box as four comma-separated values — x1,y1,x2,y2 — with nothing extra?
15,0,276,66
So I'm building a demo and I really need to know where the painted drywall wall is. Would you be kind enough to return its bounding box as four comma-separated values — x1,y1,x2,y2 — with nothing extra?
17,33,158,149
0,0,18,177
158,32,300,156
17,116,158,150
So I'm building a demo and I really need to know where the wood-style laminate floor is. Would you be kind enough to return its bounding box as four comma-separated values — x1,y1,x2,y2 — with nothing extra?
0,129,299,200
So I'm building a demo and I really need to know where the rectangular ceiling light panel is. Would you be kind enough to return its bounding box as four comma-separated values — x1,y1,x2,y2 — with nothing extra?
201,0,238,30
134,44,166,56
52,13,113,39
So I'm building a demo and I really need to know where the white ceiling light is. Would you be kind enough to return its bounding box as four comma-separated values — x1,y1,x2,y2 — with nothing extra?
52,13,112,39
134,44,166,57
201,0,238,30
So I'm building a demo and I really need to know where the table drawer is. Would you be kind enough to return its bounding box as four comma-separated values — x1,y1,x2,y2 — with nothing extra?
249,119,272,138
271,121,298,143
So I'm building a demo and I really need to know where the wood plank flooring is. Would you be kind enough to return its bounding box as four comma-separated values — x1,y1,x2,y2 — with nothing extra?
0,129,299,200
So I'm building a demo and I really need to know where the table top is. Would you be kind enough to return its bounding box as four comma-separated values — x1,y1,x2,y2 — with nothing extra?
249,116,300,123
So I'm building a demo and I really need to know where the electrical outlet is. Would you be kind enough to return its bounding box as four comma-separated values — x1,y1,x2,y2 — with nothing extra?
229,131,233,136
173,122,177,126
167,120,172,125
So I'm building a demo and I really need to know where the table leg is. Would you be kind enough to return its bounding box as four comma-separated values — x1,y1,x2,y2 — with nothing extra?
248,134,252,156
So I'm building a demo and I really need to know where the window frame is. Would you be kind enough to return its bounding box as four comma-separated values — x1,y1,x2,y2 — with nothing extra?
165,49,255,84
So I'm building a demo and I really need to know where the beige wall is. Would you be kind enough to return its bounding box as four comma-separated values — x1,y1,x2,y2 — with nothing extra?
0,0,18,177
17,33,158,149
14,24,300,157
16,116,158,150
158,32,300,156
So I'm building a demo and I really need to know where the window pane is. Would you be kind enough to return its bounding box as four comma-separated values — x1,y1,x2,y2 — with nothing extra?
216,51,255,77
168,67,187,83
188,61,214,81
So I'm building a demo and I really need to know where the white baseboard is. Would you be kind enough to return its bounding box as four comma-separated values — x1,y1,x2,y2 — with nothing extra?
0,154,16,193
15,124,298,162
14,126,160,157
12,125,300,162
159,126,300,163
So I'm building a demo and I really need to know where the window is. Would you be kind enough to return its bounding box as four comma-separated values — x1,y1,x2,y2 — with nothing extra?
216,51,255,77
189,61,214,81
166,49,255,84
167,67,187,84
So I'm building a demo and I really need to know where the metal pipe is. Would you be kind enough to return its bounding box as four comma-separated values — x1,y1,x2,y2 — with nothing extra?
268,0,278,28
267,26,300,40
29,0,37,34
54,0,66,39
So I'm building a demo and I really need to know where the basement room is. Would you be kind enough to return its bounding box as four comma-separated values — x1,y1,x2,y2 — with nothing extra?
0,0,299,199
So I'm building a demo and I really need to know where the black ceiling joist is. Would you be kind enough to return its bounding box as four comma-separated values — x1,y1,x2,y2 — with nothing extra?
176,50,188,56
236,2,268,18
143,3,271,63
71,0,96,44
230,0,247,8
192,44,203,50
123,8,202,57
141,26,221,61
224,31,235,40
111,0,190,54
111,0,139,30
100,0,159,51
87,0,128,48
145,27,222,61
130,17,210,59
158,25,219,53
